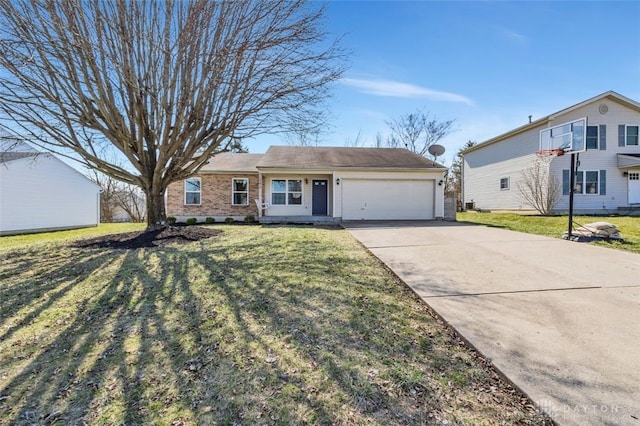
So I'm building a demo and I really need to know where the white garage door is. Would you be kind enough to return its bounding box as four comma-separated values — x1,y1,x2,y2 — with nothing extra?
342,179,434,220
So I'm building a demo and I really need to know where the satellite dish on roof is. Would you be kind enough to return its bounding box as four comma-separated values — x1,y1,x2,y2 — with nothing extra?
428,144,445,159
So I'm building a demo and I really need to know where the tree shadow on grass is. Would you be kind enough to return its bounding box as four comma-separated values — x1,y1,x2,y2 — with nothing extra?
0,229,547,425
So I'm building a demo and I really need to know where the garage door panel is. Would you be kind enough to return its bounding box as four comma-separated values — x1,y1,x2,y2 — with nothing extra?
342,179,434,220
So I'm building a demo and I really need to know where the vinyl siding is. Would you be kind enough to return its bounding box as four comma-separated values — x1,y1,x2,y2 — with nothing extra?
0,155,100,234
263,174,332,217
464,95,640,213
549,101,639,213
463,125,539,210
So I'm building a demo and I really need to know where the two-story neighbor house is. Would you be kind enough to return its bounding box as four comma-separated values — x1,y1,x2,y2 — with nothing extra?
462,91,640,214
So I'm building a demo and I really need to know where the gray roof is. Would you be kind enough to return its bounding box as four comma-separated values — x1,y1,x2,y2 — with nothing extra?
0,152,37,164
199,152,264,173
257,146,444,169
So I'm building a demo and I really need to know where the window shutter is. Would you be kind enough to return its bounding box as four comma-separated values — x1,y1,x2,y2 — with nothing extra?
599,125,606,150
619,125,625,146
562,169,570,195
600,170,606,195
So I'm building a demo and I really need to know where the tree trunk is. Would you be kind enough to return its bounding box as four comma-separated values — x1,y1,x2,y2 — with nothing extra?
145,188,166,230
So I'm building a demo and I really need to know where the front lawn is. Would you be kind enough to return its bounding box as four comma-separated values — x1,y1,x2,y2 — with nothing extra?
0,225,548,425
0,223,146,251
457,212,640,254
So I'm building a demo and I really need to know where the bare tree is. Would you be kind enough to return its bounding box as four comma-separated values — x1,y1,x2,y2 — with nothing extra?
517,158,561,216
374,131,385,148
284,126,322,147
90,171,146,222
114,184,146,223
343,129,364,147
386,109,455,157
0,0,345,229
90,171,118,222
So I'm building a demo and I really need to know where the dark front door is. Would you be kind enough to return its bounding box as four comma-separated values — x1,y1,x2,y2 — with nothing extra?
312,180,328,215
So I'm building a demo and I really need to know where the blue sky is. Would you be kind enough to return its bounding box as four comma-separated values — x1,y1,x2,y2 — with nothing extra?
250,0,640,164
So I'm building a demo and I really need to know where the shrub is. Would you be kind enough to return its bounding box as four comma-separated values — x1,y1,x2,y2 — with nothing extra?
186,218,198,225
205,217,215,224
166,216,177,225
224,217,234,224
244,215,256,223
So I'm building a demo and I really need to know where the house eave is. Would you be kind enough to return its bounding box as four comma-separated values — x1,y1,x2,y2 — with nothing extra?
256,166,447,173
617,154,640,169
198,169,259,174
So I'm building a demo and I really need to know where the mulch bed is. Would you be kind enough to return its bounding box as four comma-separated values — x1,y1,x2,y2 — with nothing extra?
71,226,221,250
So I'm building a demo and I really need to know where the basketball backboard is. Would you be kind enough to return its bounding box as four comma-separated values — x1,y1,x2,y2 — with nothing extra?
539,117,587,155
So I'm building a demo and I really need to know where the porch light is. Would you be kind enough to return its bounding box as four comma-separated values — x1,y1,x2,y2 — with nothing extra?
623,171,629,177
305,178,309,184
336,178,340,185
438,180,444,186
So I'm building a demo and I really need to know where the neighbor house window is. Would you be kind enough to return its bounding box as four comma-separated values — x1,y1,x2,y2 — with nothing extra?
627,126,639,146
573,171,599,194
185,178,201,205
586,126,598,150
271,179,303,205
563,169,606,196
500,177,509,190
232,178,249,205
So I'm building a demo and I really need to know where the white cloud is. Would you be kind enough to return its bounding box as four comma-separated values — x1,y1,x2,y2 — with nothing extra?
341,78,474,106
494,26,529,46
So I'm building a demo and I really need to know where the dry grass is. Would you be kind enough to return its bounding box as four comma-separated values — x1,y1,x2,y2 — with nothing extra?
0,225,549,425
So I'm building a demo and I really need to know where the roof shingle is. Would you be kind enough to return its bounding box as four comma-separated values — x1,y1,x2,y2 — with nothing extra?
257,146,443,169
199,152,264,173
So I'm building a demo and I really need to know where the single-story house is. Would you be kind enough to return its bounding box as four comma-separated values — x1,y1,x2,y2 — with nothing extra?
462,91,640,215
166,146,447,223
0,140,101,235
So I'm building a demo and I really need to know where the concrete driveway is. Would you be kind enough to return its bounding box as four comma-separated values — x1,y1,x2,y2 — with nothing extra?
344,221,640,426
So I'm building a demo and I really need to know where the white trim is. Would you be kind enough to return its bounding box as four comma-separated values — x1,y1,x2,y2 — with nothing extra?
184,177,201,205
574,170,600,195
231,177,249,206
585,125,599,150
625,125,639,146
500,177,510,191
270,178,303,206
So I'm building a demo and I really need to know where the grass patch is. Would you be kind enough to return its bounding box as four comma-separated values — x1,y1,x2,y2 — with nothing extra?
0,223,146,251
458,212,640,254
0,225,548,425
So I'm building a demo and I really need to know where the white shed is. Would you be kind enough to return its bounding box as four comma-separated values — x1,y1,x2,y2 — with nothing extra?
0,141,101,235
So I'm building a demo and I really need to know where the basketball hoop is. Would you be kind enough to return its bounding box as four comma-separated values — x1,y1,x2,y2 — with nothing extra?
535,149,565,158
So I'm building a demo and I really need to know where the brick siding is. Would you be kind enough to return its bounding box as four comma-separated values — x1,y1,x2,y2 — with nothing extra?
166,173,259,219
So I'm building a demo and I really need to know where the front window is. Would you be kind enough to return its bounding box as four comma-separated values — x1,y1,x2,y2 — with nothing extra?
271,179,303,205
288,180,303,204
185,178,201,205
627,126,639,146
232,178,248,205
500,177,509,190
586,126,598,150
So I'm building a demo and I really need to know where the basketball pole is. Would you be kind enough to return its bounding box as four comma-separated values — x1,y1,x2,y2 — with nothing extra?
568,152,576,239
